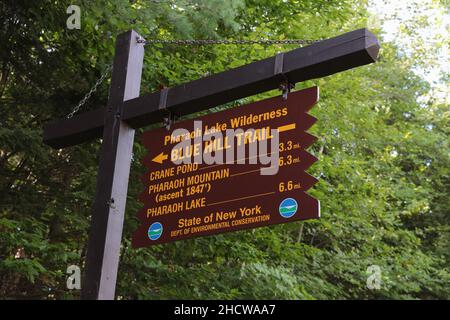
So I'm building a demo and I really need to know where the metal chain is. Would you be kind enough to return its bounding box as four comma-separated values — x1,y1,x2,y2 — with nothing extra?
66,64,113,118
136,38,318,46
66,38,317,118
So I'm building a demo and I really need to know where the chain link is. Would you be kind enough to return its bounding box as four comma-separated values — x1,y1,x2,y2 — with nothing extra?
66,64,113,118
136,38,318,46
66,38,318,118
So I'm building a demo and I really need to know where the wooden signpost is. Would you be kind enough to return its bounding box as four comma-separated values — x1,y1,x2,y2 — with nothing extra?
43,29,379,300
133,87,320,247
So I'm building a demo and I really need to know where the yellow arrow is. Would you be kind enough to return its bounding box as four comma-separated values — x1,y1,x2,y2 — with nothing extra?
152,152,168,164
277,123,296,133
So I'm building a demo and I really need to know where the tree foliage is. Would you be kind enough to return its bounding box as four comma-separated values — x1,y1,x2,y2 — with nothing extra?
0,0,448,299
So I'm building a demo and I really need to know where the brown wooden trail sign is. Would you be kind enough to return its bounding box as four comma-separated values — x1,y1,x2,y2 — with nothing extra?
133,87,320,247
42,29,379,300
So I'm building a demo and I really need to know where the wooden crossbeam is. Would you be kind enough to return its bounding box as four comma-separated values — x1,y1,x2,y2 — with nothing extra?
43,28,379,149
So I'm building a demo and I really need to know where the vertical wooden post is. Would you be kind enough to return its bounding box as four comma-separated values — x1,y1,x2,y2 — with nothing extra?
81,30,144,300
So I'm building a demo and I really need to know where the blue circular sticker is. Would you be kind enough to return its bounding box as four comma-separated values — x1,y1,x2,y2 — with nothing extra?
148,222,163,241
279,198,298,218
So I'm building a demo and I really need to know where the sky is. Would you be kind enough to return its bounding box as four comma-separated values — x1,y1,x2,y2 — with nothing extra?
368,0,449,104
